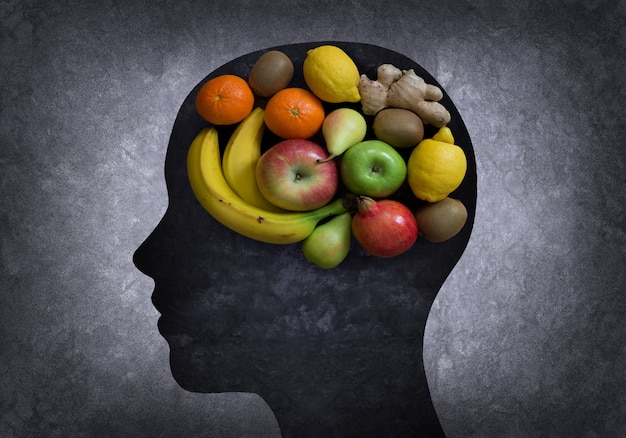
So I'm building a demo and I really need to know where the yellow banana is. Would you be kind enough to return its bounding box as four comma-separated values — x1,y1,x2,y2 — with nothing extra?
222,107,284,212
187,127,350,245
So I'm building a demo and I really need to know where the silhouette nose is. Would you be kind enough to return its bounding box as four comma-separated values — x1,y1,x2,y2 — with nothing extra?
133,240,151,276
133,218,167,278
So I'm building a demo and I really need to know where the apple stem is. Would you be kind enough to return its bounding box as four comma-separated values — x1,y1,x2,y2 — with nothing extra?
317,153,336,163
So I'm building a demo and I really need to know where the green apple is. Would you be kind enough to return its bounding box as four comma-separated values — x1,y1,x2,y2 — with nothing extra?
340,140,407,198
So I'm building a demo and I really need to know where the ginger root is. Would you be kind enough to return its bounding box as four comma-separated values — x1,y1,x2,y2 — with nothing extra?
359,64,451,127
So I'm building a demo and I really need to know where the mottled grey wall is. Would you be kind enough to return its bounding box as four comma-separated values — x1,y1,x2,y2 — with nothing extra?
1,1,624,437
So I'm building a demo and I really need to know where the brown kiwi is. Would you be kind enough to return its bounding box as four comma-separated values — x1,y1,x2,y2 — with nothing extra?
372,108,424,148
248,50,294,97
415,197,468,243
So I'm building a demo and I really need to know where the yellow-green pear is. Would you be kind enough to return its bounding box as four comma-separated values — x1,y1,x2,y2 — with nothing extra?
301,212,352,269
320,108,367,162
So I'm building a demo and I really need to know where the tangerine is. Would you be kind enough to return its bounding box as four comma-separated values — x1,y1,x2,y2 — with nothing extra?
263,87,325,139
195,74,255,125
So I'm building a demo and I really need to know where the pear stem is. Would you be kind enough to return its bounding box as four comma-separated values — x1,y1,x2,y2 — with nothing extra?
317,153,337,163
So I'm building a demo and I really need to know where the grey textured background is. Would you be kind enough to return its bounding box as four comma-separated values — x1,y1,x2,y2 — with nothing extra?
1,0,624,437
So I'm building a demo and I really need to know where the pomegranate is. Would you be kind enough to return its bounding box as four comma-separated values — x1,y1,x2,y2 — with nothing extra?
351,196,418,258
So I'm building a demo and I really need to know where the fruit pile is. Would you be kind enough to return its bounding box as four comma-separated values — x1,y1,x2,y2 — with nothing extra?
187,45,469,269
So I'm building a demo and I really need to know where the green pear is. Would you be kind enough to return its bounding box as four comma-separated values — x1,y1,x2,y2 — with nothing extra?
320,108,367,162
301,212,353,269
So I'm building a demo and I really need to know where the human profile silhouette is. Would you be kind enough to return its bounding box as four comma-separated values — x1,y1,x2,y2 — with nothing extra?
134,42,476,438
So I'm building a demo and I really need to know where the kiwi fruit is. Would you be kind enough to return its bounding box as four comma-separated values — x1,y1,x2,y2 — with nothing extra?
415,197,468,243
248,50,294,97
372,108,424,148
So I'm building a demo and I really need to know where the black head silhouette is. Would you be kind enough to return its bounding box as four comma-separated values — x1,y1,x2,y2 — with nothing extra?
134,42,476,438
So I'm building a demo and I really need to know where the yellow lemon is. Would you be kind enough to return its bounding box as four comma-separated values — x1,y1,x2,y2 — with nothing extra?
407,129,467,203
303,45,361,103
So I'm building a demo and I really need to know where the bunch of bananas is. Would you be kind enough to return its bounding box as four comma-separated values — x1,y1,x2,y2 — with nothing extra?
187,108,350,245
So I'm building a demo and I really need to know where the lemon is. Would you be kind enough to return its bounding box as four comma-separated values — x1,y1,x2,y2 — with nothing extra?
407,133,467,203
303,45,361,103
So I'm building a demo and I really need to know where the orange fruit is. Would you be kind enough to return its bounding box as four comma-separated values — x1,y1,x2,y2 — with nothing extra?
263,87,325,139
195,74,255,125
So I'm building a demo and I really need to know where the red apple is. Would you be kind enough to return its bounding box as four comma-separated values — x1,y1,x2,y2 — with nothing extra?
256,139,339,211
352,196,418,258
